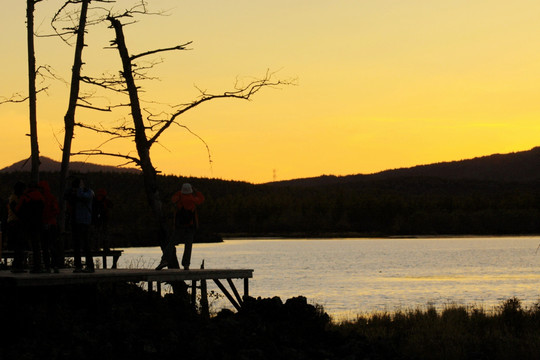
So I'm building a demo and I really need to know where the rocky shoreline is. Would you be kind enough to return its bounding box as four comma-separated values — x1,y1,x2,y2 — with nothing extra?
2,283,540,359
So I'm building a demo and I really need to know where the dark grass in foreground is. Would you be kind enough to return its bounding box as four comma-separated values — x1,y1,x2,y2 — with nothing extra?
336,297,540,360
1,284,539,360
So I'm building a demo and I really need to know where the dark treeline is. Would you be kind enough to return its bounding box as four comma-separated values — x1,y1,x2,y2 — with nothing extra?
214,176,540,237
2,171,540,247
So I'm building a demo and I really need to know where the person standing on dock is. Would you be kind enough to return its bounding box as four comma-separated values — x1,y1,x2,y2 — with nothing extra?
7,181,26,273
156,183,204,270
38,180,60,273
16,183,45,273
66,178,95,273
92,188,113,252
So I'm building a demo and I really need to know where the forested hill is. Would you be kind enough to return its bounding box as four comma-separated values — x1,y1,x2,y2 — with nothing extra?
2,147,540,245
269,147,540,187
3,146,540,184
0,156,140,174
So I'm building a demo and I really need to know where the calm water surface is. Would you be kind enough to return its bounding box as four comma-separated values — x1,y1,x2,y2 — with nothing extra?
116,237,540,319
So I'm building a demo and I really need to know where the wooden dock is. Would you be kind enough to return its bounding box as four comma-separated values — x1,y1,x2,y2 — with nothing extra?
0,268,254,311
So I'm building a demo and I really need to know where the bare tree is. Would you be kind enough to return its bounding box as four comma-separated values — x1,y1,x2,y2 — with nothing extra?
57,1,295,268
103,13,193,259
1,2,60,180
77,6,294,256
50,0,115,232
52,0,91,233
27,0,41,183
2,2,75,181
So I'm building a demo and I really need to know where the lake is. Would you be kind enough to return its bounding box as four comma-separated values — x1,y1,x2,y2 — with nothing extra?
115,236,540,319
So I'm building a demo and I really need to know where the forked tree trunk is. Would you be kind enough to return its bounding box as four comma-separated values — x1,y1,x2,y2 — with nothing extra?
58,0,90,233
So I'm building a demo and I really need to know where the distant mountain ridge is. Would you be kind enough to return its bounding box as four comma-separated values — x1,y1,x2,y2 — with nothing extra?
4,147,540,184
0,156,140,174
270,147,540,186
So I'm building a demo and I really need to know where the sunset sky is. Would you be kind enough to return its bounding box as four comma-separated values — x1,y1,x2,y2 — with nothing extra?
2,1,540,184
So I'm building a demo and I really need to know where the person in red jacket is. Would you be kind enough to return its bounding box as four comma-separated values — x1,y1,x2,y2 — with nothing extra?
156,183,204,270
16,183,45,273
38,180,60,273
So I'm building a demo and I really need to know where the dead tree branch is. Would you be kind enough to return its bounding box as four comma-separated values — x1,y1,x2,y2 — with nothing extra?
131,42,192,61
0,88,48,104
76,103,113,112
49,0,114,44
73,149,141,166
0,64,60,105
75,120,133,138
147,70,296,146
80,74,127,93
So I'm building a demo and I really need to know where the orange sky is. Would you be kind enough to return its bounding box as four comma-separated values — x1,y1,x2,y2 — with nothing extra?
2,1,540,183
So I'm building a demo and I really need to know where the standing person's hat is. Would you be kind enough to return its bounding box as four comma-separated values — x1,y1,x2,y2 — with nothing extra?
181,183,193,194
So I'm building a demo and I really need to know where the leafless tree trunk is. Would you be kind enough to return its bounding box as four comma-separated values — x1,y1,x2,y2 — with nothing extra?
94,14,291,235
107,15,172,252
58,0,90,233
74,9,293,270
27,0,40,183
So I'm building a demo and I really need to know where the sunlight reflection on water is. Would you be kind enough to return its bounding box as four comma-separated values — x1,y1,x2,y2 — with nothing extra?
118,236,540,319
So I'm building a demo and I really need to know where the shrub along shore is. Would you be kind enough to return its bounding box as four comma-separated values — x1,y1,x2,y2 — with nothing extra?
2,283,539,359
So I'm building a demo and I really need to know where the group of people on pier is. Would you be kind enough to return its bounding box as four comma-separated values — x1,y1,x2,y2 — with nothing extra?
3,177,112,273
3,177,203,274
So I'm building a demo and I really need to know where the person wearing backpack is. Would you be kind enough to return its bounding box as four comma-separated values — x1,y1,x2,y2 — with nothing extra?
66,178,95,273
156,183,204,270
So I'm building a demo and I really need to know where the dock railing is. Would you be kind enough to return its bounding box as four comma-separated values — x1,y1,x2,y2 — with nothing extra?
1,249,123,269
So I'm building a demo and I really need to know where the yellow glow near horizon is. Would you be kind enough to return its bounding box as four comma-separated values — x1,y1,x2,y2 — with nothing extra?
2,1,540,183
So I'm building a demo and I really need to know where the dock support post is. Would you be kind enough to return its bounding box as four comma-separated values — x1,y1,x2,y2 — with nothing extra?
191,280,197,309
200,279,209,318
112,254,119,269
227,278,243,306
213,279,241,311
200,260,209,318
244,277,249,299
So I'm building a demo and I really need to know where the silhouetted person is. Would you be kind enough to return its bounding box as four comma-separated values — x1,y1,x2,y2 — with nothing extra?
38,180,60,273
7,181,26,273
66,178,95,273
92,188,113,251
16,183,45,273
156,183,204,270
